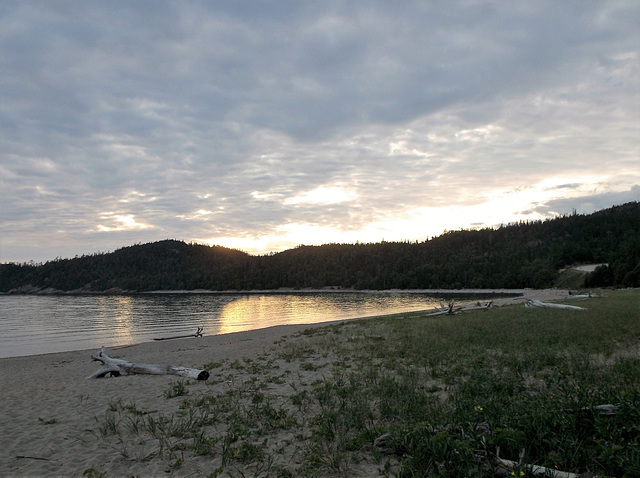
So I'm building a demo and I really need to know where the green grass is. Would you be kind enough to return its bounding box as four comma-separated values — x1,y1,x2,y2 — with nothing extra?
93,289,640,477
163,379,190,399
554,267,588,289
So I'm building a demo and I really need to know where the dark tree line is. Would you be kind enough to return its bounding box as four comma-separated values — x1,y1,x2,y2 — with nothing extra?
1,202,638,293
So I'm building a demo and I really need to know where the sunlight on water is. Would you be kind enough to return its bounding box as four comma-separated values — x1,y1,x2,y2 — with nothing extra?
218,295,352,334
0,293,447,358
111,296,135,344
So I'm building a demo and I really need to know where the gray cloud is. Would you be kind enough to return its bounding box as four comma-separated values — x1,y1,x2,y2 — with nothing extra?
530,185,640,217
1,1,638,262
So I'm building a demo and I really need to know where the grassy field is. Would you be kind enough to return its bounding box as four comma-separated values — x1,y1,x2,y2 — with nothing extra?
93,289,640,477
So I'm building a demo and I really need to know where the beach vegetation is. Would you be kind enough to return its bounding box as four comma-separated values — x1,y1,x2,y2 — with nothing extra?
168,456,184,472
163,379,189,398
90,289,639,476
123,401,151,415
204,360,225,370
97,412,120,439
82,467,105,478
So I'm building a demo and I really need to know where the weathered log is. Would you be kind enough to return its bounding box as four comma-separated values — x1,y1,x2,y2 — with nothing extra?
496,457,581,478
525,299,586,311
568,291,596,298
88,347,209,380
153,326,204,341
424,301,463,316
562,404,620,416
465,301,493,311
495,447,600,477
589,403,620,416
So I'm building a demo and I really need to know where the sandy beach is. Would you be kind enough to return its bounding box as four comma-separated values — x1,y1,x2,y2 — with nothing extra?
2,323,328,477
0,289,573,477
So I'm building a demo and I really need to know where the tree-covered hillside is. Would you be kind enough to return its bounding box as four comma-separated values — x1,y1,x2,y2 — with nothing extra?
1,202,638,293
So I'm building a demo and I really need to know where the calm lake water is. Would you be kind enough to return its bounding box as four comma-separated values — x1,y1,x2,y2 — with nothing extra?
0,292,453,358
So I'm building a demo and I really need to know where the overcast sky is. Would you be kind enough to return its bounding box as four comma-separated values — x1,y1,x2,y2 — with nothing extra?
1,1,638,263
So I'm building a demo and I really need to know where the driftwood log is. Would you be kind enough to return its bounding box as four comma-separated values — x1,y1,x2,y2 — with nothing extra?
424,300,493,317
495,447,600,478
424,301,463,317
154,326,204,341
525,299,586,311
88,347,209,380
496,456,582,478
467,301,494,311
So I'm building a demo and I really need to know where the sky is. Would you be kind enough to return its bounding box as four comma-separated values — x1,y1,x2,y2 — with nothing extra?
1,1,638,264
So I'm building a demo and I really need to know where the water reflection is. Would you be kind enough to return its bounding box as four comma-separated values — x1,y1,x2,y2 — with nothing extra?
217,295,349,334
111,296,134,344
217,293,440,335
0,293,444,358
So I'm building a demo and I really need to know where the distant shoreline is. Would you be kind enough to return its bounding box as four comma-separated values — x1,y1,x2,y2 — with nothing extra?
145,288,528,296
2,287,531,297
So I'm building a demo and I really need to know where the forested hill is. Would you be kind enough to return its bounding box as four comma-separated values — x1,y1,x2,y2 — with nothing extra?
1,202,638,293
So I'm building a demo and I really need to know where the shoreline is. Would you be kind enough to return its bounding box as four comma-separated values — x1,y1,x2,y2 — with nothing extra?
0,289,572,364
2,286,546,296
0,288,578,476
0,289,572,361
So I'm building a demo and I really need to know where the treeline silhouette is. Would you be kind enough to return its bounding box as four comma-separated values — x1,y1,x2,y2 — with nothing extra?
1,202,638,293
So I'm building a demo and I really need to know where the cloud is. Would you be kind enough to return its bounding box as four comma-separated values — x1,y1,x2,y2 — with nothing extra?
0,1,638,262
530,185,640,217
97,214,152,232
284,185,357,206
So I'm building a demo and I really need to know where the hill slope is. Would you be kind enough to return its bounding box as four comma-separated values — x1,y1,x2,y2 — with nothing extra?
1,202,638,293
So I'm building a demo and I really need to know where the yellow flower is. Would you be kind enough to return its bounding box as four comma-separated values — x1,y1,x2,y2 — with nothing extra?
474,405,484,412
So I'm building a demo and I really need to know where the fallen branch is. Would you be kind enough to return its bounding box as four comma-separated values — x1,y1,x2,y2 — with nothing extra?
495,448,587,478
88,347,209,380
153,326,204,341
424,301,464,316
568,291,597,298
465,301,494,311
525,299,586,311
589,403,620,416
496,457,581,478
561,403,620,416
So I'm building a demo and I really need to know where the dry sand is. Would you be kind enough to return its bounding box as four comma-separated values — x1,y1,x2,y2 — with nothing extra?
0,289,573,477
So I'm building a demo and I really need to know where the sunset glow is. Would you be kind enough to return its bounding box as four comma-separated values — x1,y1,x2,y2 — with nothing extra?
0,2,638,263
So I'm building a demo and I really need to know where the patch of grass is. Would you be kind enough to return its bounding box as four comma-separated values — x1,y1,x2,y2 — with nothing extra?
82,467,105,478
163,380,189,399
277,342,318,363
123,402,151,416
96,412,120,438
299,361,320,371
168,457,184,472
190,431,218,456
204,360,225,370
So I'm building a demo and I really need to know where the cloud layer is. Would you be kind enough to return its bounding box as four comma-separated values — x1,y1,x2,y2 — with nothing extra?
1,1,638,262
